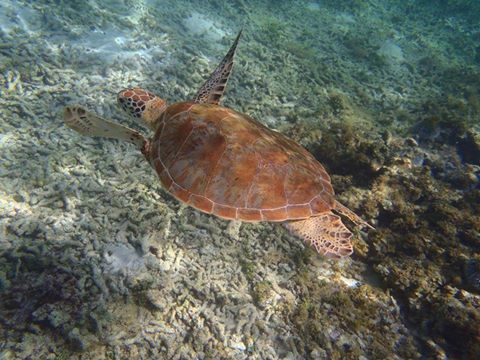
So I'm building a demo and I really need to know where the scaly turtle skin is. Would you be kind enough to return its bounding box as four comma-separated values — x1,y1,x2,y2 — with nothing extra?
63,30,372,258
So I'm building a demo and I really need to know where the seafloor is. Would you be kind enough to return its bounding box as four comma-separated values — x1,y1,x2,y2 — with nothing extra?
0,0,479,359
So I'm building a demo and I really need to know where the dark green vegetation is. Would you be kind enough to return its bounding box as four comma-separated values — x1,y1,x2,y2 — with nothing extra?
291,275,418,359
287,108,479,357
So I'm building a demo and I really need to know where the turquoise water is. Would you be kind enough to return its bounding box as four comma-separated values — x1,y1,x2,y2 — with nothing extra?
0,1,479,358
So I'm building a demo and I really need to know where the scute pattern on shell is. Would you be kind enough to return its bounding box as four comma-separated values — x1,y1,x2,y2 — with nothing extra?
150,102,335,222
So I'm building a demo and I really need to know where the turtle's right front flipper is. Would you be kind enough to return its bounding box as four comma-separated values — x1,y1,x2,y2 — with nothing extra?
193,29,242,105
63,105,147,150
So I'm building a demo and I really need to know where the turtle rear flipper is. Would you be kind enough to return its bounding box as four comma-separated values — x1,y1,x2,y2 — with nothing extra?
63,105,147,150
334,201,374,230
285,213,353,259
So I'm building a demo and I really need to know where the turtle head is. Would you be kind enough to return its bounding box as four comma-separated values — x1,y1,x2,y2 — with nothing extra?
117,88,167,131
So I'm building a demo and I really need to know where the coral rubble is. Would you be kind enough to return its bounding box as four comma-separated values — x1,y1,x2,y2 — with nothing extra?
0,0,479,358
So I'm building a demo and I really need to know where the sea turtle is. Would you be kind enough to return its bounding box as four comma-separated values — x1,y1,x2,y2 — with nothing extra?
63,30,372,258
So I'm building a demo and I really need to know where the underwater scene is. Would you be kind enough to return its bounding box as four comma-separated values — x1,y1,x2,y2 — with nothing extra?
1,0,479,359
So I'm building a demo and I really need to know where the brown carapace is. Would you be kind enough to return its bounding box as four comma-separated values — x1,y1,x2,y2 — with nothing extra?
63,30,373,259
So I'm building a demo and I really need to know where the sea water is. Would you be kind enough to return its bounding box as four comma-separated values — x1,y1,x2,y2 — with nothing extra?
0,1,479,358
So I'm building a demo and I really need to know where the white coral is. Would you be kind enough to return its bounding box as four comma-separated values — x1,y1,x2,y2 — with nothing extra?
104,243,146,276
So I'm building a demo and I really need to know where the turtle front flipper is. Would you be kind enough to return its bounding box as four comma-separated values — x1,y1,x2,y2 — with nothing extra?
63,105,147,150
285,213,354,259
193,29,242,105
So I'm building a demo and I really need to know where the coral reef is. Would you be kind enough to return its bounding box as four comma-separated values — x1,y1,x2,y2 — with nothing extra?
0,0,479,358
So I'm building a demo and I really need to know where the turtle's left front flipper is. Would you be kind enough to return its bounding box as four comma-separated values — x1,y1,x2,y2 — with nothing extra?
63,105,147,150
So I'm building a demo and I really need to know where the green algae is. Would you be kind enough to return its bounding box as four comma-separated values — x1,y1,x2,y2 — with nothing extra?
240,259,256,282
287,79,479,358
309,121,387,186
290,270,418,358
365,161,480,358
430,297,480,358
252,280,273,307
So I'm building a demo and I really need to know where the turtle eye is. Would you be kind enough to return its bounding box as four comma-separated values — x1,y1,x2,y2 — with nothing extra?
118,89,142,118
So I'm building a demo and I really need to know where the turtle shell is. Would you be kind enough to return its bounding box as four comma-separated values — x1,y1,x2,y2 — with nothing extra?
149,102,335,222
